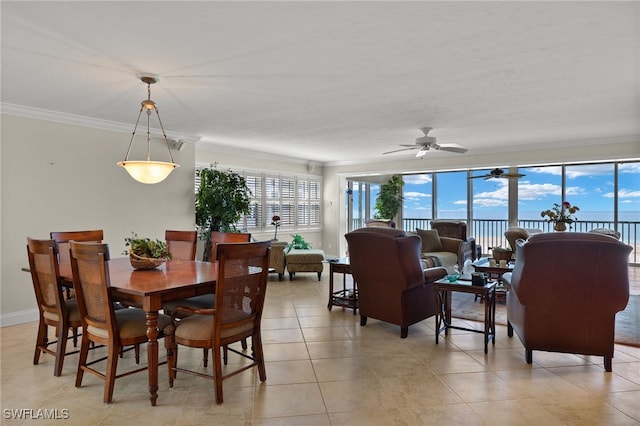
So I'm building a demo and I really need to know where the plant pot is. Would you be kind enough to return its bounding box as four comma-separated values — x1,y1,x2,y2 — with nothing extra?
129,253,165,270
492,249,513,262
554,222,567,232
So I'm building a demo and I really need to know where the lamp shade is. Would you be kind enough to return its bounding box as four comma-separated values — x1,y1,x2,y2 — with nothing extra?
117,160,179,184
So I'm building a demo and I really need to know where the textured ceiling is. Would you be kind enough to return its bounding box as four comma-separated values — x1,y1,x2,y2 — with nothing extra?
2,1,639,165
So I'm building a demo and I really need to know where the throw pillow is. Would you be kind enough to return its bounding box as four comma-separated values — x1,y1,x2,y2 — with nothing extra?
416,228,444,252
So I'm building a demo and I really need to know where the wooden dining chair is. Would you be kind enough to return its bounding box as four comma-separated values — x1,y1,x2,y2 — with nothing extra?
50,230,104,300
165,241,271,404
27,238,82,376
165,230,197,261
50,229,104,265
69,241,172,403
163,231,252,366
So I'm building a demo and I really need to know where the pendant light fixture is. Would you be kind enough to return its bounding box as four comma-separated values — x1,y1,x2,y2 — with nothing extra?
117,73,180,184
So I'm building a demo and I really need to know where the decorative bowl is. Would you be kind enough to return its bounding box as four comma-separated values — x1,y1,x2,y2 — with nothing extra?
129,253,166,270
446,273,460,283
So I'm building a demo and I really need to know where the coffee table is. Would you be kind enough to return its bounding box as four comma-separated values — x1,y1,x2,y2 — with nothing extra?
434,278,496,354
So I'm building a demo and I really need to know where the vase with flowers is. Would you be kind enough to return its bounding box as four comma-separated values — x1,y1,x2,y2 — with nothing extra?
271,215,281,241
540,201,579,231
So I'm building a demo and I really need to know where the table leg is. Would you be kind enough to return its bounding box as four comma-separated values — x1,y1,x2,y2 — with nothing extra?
483,289,489,354
145,311,159,406
328,268,334,310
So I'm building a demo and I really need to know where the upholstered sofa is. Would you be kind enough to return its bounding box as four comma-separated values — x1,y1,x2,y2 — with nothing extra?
414,228,473,273
345,226,447,338
502,232,632,372
430,220,479,260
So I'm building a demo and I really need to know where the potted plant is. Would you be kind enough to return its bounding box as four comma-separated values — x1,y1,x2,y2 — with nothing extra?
490,246,513,262
541,201,579,231
124,233,172,269
196,163,252,261
287,234,311,251
373,174,404,221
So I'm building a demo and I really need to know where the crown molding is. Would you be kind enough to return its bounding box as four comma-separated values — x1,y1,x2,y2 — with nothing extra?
0,103,201,143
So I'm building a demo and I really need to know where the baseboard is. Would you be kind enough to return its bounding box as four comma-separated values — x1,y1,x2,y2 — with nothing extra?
1,308,38,327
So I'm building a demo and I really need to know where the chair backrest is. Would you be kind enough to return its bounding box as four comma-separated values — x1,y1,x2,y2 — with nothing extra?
504,227,530,252
50,230,104,265
345,227,425,299
27,238,66,320
209,231,251,262
512,232,631,310
165,230,197,261
430,220,467,240
69,242,117,340
214,241,271,339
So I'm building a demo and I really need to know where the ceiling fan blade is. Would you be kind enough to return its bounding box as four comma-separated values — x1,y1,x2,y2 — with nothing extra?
436,144,468,154
383,147,417,155
469,174,490,179
501,172,526,178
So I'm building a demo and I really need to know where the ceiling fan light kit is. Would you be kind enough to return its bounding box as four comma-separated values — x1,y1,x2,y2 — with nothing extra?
117,73,180,184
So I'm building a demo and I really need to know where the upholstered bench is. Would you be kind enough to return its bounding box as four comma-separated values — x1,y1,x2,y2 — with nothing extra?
286,248,325,281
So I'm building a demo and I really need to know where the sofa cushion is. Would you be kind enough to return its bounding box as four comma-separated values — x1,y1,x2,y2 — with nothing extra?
421,251,457,273
416,228,444,252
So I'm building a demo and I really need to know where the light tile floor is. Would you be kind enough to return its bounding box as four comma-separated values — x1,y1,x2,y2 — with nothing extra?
1,270,639,425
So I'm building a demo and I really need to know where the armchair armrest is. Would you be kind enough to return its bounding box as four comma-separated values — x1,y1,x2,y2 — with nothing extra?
440,237,473,268
423,267,447,282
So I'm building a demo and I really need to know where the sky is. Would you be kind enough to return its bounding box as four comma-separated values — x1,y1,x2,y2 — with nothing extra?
357,161,640,222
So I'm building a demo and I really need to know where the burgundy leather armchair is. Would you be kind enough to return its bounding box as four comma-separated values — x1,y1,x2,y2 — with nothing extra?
344,227,447,338
502,232,632,372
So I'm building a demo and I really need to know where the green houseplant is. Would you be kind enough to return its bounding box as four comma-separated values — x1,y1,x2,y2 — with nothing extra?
373,174,404,220
124,233,172,269
196,163,252,261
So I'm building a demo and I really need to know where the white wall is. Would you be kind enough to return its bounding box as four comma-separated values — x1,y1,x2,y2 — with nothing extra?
1,114,195,325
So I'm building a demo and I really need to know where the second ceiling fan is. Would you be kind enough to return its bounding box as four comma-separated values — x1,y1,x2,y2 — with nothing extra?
383,127,468,157
469,168,526,180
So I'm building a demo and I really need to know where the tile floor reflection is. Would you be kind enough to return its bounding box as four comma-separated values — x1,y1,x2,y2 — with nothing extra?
1,270,639,425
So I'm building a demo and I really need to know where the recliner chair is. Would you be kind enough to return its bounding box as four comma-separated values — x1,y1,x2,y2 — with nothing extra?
502,232,632,372
344,227,447,338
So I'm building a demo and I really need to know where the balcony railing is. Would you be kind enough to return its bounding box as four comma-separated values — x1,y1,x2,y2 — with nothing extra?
350,218,639,265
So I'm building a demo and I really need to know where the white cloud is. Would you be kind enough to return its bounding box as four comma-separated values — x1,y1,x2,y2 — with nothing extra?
404,191,431,199
404,175,432,184
603,189,640,199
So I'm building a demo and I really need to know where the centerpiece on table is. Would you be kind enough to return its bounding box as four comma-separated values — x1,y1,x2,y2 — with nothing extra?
124,233,172,269
540,201,579,231
490,246,513,262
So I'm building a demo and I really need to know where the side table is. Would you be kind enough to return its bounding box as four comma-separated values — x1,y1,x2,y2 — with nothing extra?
327,258,358,315
434,278,496,354
472,257,514,302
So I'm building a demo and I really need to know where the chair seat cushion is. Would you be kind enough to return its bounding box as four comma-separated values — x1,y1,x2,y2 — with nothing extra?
87,308,171,340
43,298,81,323
421,252,457,273
163,294,214,314
172,314,254,342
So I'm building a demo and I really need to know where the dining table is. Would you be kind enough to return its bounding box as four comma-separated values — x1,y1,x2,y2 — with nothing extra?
57,257,217,406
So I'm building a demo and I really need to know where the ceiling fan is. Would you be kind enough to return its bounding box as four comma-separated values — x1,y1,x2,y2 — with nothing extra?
383,127,468,157
469,168,526,180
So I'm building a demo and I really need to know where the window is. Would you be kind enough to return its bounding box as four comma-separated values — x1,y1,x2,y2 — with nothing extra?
196,167,322,233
